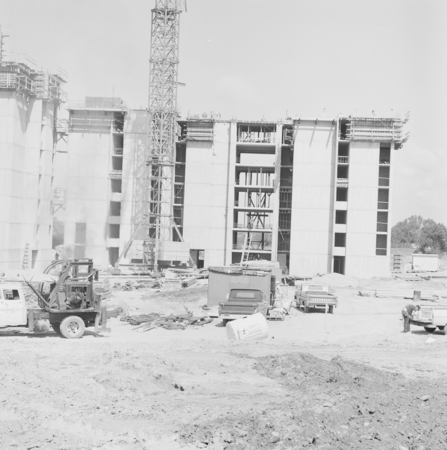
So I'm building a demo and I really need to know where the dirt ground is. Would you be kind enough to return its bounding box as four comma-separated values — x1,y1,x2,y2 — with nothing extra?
1,274,447,450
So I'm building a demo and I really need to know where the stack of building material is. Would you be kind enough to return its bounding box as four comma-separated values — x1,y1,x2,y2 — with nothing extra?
181,277,198,288
358,289,447,301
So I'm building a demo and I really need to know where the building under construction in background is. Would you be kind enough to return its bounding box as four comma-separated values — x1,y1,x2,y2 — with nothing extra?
0,2,411,278
62,104,409,278
0,28,66,271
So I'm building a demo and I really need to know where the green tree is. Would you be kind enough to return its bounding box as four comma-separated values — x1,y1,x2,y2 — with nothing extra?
391,215,424,248
52,217,65,248
418,219,447,253
391,216,447,253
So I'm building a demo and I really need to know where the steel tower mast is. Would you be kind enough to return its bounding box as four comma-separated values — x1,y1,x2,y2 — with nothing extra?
145,0,184,271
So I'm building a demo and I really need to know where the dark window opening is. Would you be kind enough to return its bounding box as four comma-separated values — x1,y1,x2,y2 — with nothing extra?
338,142,349,157
377,211,388,232
282,126,293,145
174,185,184,204
279,189,292,209
279,211,291,230
334,233,346,247
75,223,87,244
111,179,122,193
339,119,349,140
190,249,205,269
232,231,272,251
109,224,120,239
378,189,389,210
338,142,349,164
376,234,387,256
112,156,123,171
175,164,186,183
335,210,347,224
113,133,123,154
110,201,121,216
278,231,290,252
280,167,293,187
379,166,390,187
337,165,349,179
333,256,345,274
380,145,391,165
231,252,271,264
281,147,294,166
31,250,38,269
113,112,124,133
336,187,348,202
108,248,119,266
173,206,183,242
177,123,187,141
176,145,186,163
237,124,276,143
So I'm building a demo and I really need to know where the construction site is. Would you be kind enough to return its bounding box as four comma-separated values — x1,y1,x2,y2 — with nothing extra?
1,1,447,449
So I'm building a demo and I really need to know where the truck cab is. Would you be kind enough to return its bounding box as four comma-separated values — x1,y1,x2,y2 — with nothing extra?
218,288,269,324
0,283,27,327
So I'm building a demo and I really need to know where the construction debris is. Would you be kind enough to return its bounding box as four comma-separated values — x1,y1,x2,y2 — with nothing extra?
121,310,213,332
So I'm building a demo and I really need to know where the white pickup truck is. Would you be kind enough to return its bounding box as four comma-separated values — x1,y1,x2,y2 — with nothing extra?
410,306,447,335
295,283,338,313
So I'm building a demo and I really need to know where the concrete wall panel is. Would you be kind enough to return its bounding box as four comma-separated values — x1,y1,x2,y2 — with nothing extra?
289,119,336,275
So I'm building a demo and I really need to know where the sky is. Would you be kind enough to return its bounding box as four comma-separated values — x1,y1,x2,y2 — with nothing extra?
2,0,446,226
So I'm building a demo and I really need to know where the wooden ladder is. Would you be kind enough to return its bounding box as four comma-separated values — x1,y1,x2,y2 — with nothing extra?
22,243,29,270
240,233,251,265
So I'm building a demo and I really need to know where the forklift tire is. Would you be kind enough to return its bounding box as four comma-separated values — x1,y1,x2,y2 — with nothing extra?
59,316,85,339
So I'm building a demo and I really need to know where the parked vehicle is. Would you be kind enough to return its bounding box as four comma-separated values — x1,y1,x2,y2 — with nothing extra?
410,306,447,335
295,283,338,313
218,288,269,325
0,259,108,339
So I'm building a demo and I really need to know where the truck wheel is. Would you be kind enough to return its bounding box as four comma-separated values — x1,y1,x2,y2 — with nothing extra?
328,306,334,314
437,326,445,331
59,316,85,339
424,326,436,333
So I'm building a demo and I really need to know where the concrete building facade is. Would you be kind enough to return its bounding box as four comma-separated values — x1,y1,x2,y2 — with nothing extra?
63,99,407,278
0,57,66,271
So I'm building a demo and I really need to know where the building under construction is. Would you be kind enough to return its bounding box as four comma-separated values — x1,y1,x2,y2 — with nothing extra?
62,105,408,278
0,29,66,270
0,2,410,278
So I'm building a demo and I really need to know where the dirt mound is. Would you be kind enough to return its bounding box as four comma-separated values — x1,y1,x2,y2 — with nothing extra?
180,353,447,449
255,352,400,391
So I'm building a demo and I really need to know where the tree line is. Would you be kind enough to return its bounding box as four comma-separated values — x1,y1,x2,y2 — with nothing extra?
391,215,447,253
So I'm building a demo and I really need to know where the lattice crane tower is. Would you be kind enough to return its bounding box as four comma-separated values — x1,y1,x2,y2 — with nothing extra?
145,0,185,271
